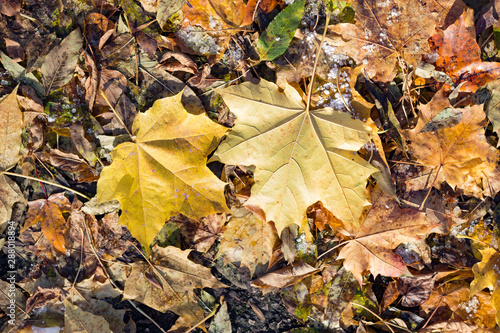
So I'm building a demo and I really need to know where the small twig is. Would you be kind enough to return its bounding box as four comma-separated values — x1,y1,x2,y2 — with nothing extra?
1,171,90,200
419,164,442,210
306,11,331,112
99,90,135,140
351,302,395,333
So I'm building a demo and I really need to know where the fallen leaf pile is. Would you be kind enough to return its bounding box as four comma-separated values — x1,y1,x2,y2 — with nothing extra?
3,0,500,332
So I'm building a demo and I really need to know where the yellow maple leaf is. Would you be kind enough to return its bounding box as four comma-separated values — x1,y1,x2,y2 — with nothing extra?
123,245,225,332
212,79,376,234
470,247,500,326
97,91,229,249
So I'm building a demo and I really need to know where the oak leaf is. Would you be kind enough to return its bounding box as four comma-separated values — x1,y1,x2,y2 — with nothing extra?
217,207,279,275
338,187,438,285
22,192,71,253
123,245,225,332
212,79,376,235
96,90,229,250
470,247,500,326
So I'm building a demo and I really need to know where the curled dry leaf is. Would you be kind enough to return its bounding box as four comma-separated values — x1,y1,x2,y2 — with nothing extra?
123,245,225,332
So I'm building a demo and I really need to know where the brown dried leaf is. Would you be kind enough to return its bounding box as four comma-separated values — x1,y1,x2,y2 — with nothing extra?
251,261,319,293
0,0,21,16
123,245,225,332
397,273,436,307
217,207,279,275
4,38,24,62
35,149,98,183
157,51,198,74
338,187,438,285
326,0,455,82
405,102,500,193
0,86,23,170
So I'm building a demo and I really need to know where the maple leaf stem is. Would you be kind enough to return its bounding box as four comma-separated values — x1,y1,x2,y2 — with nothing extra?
351,302,395,333
99,90,135,140
456,235,500,252
306,11,330,113
1,171,91,200
419,164,442,210
421,295,443,329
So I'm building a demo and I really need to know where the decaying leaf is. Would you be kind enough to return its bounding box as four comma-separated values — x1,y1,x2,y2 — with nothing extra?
338,187,438,285
325,0,459,82
422,281,496,329
63,299,113,333
217,207,279,275
212,79,376,235
123,245,225,332
470,247,500,326
256,0,306,61
97,90,229,250
0,0,21,16
40,28,83,94
397,273,436,307
22,192,71,253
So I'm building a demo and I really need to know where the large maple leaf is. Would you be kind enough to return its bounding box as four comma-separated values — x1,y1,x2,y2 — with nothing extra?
338,187,438,285
97,91,229,249
212,79,376,234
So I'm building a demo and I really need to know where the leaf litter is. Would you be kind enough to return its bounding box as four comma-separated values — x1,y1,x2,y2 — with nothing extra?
3,0,500,332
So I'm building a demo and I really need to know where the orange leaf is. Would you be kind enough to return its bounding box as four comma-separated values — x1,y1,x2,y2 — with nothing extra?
23,192,71,253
